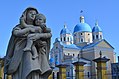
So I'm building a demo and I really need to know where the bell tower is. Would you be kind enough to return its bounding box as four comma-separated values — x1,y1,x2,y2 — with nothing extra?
92,21,103,43
60,24,73,45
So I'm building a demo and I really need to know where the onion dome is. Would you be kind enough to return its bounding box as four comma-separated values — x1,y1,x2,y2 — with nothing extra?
60,24,71,34
92,21,102,32
50,58,54,63
73,16,92,33
55,61,59,65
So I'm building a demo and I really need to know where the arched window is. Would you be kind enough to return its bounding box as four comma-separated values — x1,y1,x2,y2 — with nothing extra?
81,38,83,42
53,72,55,79
96,35,98,39
73,54,75,56
67,72,70,77
81,33,83,35
57,72,59,79
56,47,58,49
93,35,94,40
87,72,90,78
55,55,58,65
61,37,62,41
67,37,69,42
64,37,66,41
100,35,102,39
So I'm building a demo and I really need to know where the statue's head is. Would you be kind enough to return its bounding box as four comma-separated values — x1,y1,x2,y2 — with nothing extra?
21,7,39,24
34,13,46,26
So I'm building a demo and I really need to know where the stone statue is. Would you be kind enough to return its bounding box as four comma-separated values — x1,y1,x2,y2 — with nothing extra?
4,7,52,79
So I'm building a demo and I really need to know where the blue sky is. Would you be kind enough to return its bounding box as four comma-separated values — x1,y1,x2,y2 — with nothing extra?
0,0,119,60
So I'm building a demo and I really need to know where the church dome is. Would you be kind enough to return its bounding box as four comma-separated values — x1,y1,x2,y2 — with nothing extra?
50,58,54,63
74,23,92,33
73,16,92,33
92,21,102,32
60,25,71,34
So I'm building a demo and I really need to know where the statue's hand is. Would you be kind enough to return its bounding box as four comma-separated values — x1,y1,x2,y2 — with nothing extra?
42,23,46,27
28,27,35,33
34,27,42,33
40,23,47,32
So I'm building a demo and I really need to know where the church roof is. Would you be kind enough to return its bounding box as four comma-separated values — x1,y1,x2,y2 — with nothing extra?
59,39,114,50
83,39,114,49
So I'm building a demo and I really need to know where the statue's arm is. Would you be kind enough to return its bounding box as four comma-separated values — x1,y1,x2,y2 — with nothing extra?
29,33,52,41
12,26,33,37
38,33,52,39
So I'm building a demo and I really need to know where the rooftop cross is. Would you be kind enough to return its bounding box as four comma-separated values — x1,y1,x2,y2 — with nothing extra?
80,10,85,23
95,20,99,26
80,10,83,14
64,22,67,28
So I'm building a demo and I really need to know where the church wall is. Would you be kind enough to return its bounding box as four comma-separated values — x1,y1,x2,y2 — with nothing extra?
73,32,92,44
73,32,78,44
82,47,95,61
94,46,115,63
84,32,92,43
82,48,97,79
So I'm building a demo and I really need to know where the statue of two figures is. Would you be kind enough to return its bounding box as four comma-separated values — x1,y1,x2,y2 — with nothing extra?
4,7,52,79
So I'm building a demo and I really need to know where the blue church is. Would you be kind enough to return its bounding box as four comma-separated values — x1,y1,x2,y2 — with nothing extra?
50,15,116,79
